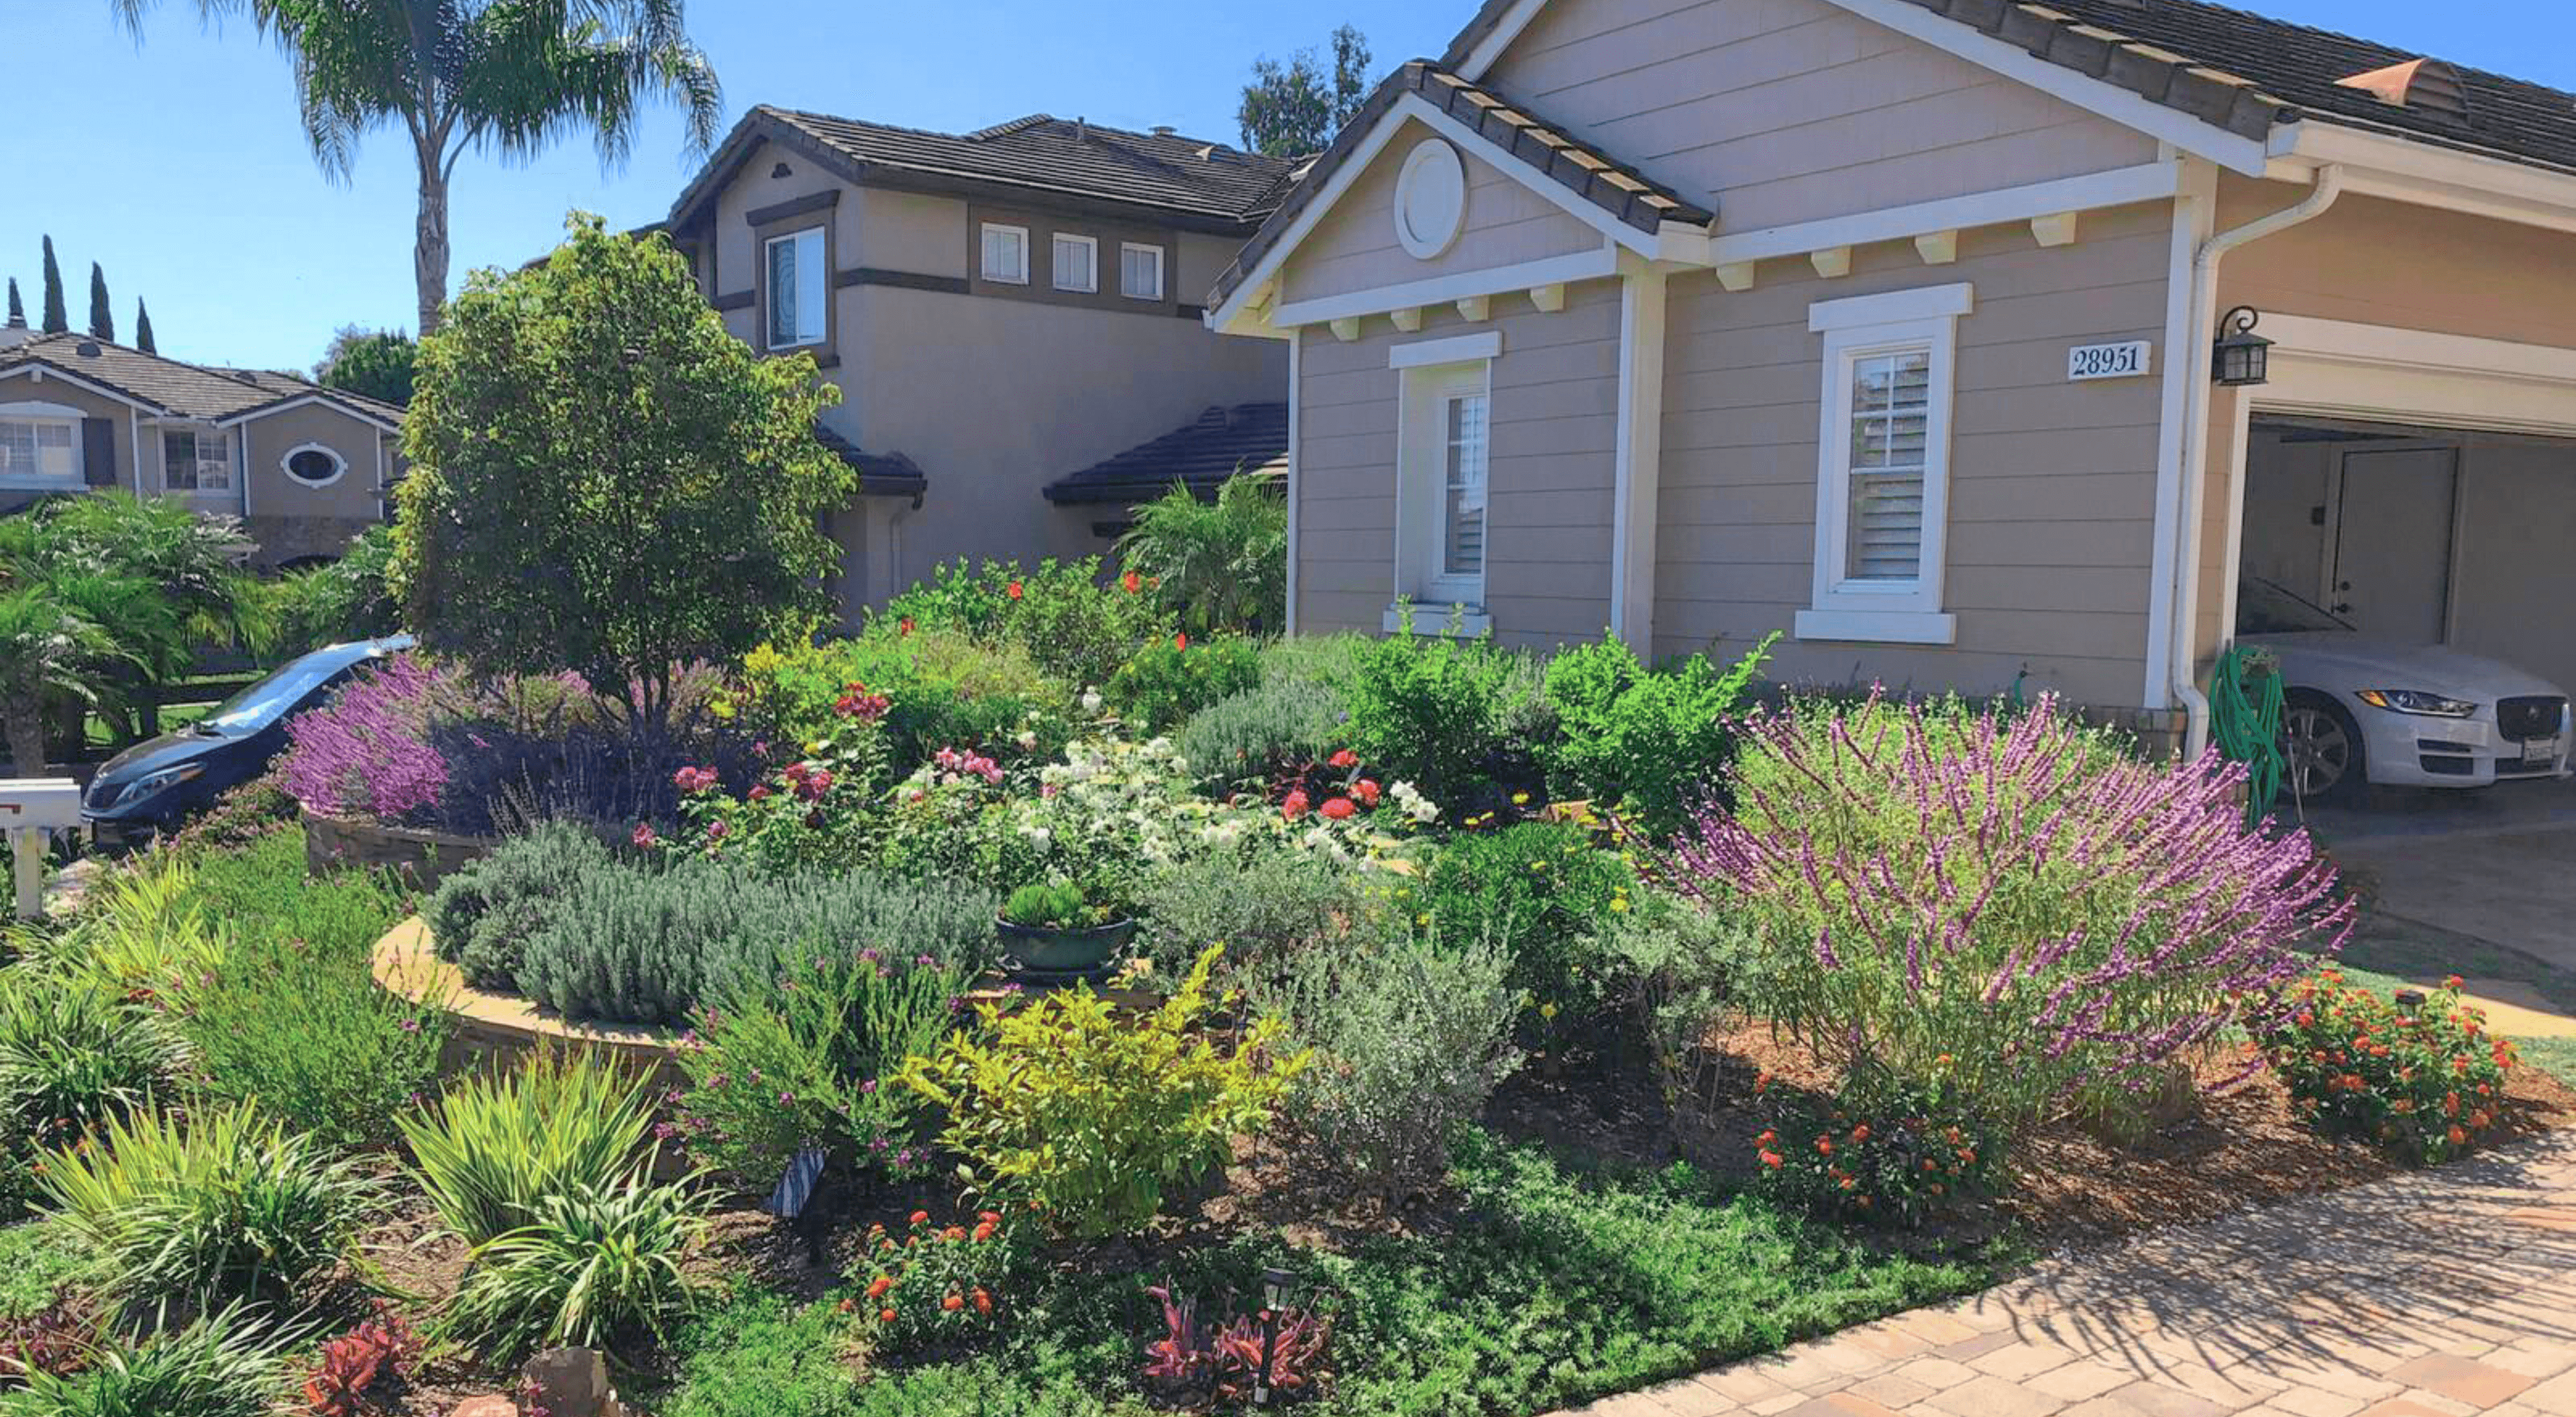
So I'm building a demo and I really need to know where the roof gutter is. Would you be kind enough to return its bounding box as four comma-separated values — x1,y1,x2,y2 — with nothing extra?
2169,162,2344,759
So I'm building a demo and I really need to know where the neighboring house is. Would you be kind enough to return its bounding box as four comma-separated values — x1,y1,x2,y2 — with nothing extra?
0,331,402,565
659,106,1299,618
1209,0,2576,753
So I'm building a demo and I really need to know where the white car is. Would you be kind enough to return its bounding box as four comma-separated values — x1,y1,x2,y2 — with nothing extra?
2237,578,2573,802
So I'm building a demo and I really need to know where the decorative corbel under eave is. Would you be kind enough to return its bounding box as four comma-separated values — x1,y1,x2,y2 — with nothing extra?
1529,282,1566,313
2031,211,2080,247
1454,294,1491,321
1809,246,1852,279
1913,229,1960,265
1389,307,1424,333
1715,261,1756,293
1330,317,1362,342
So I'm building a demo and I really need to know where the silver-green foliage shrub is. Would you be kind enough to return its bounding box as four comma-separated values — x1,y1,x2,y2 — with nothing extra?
513,858,996,1026
1135,843,1389,980
1253,936,1522,1196
1174,675,1344,790
427,820,616,992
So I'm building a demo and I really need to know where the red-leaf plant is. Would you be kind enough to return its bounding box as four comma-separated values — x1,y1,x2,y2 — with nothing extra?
303,1304,420,1417
1143,1283,1331,1404
0,1286,94,1383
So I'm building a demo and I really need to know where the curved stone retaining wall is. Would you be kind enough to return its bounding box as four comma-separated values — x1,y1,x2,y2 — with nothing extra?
305,810,492,889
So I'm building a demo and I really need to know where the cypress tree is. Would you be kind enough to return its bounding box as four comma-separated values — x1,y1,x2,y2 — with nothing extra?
134,299,157,354
5,278,21,328
39,237,66,333
87,264,114,342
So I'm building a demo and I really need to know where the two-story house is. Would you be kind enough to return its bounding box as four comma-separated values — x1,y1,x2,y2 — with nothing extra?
660,106,1301,618
0,329,402,565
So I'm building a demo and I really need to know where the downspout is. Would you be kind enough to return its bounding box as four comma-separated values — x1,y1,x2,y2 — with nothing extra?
2170,163,2343,758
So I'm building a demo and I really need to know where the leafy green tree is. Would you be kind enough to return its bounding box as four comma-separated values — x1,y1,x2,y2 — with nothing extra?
1237,25,1372,157
113,0,723,337
5,279,23,329
27,492,258,743
87,264,113,342
390,215,851,736
133,299,157,354
315,325,415,406
38,237,66,333
1116,471,1287,635
0,510,186,774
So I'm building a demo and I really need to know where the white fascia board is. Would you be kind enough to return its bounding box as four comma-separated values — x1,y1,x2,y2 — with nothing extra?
1454,0,1550,81
1711,161,2179,269
1813,0,2273,176
2261,313,2576,386
218,392,400,433
0,363,164,414
2280,123,2576,237
1209,85,1689,331
1269,244,1619,328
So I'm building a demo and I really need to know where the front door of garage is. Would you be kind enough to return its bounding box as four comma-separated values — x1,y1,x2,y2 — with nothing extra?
2330,446,2457,643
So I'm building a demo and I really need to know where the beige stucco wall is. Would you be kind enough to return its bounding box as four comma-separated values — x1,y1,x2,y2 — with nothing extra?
1482,0,2159,233
1297,282,1625,647
1652,201,2174,707
1279,118,1607,307
706,139,867,299
238,401,388,523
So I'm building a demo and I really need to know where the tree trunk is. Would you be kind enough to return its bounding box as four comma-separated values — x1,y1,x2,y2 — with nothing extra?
416,159,451,336
3,698,49,780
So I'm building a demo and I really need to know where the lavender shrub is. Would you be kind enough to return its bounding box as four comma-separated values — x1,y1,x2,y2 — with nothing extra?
1664,691,2352,1141
277,653,454,824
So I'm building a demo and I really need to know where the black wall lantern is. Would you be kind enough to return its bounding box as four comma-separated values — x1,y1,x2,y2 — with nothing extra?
2213,305,2272,386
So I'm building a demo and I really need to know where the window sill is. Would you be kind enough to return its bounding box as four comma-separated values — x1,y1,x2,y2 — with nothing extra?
1383,602,1493,637
1794,609,1956,645
0,474,85,492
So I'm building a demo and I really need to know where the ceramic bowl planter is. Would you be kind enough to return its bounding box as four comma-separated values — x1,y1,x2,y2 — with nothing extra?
996,914,1136,984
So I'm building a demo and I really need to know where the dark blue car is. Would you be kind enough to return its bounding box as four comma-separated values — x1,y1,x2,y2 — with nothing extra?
83,635,413,844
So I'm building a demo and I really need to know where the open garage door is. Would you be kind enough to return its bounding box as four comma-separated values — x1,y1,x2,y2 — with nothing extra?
2241,417,2576,694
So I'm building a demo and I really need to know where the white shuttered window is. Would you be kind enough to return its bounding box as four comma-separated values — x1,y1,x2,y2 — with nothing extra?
1797,282,1970,645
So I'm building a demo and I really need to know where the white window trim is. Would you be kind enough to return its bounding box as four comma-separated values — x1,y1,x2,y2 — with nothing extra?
1119,242,1165,301
764,226,828,350
158,423,235,496
1051,233,1099,293
1387,331,1502,368
0,401,85,489
280,441,350,489
1392,358,1494,619
1796,281,1972,646
980,223,1030,285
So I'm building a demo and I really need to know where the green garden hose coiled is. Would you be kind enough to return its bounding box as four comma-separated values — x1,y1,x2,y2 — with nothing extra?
2208,643,2288,827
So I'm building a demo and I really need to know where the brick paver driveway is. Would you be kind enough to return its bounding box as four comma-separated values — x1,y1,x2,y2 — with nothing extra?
1548,1131,2576,1417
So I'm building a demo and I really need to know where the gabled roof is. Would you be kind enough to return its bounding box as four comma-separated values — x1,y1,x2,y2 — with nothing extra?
814,423,927,500
1208,60,1713,313
1043,404,1288,506
1442,0,2576,180
671,105,1305,236
0,332,403,426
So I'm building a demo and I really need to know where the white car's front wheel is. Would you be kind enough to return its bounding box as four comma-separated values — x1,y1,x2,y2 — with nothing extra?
2282,694,2365,804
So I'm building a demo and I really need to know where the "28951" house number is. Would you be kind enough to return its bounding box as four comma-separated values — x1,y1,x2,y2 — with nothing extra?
2067,340,2153,380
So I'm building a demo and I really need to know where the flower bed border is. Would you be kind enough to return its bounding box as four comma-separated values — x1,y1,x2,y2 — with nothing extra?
370,916,684,1081
304,808,493,888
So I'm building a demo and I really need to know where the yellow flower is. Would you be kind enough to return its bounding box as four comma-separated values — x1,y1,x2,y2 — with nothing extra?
1512,792,1529,804
1609,896,1629,913
1539,1002,1559,1020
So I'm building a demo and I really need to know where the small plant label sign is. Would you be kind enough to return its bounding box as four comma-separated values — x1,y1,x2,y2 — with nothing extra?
2068,340,2153,381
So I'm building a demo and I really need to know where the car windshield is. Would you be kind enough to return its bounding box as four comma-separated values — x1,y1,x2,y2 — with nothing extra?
2236,577,2354,635
196,654,361,735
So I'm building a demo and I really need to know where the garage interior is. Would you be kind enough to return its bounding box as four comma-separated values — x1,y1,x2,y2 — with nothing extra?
2239,415,2576,698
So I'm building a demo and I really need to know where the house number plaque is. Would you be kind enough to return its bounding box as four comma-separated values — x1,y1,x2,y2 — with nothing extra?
2068,340,2153,380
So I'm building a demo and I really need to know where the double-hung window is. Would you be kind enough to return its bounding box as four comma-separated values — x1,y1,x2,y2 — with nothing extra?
1386,331,1502,631
980,223,1028,284
1797,282,1970,645
0,413,79,485
765,226,827,349
1119,242,1165,301
162,428,231,492
1051,233,1097,293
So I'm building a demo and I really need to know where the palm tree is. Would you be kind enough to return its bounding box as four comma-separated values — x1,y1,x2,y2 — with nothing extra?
1116,470,1289,635
0,577,160,777
111,1,722,335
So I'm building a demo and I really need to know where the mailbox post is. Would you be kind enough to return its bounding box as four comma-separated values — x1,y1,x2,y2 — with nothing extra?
2,779,82,922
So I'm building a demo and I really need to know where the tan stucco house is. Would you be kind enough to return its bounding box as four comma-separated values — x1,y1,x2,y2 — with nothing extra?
659,107,1299,617
0,331,402,566
1209,0,2576,754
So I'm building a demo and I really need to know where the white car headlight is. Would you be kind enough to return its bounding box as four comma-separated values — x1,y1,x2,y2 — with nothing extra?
2355,689,2478,719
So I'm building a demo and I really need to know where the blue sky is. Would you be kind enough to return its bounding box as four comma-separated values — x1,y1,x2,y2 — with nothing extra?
1,0,2567,373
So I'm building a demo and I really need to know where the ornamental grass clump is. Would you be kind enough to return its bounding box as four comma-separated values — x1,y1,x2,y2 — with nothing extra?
1666,692,2353,1143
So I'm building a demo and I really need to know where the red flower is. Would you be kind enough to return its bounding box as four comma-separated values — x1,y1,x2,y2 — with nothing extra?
1320,797,1356,821
900,616,915,637
1007,580,1024,600
1122,570,1142,594
1815,1137,1834,1156
973,1288,994,1315
910,1210,930,1224
867,1275,893,1300
943,1292,965,1312
1758,1150,1784,1168
971,1220,996,1243
1849,1124,1871,1143
631,823,658,849
747,785,771,802
2449,1125,2469,1147
1329,749,1359,769
1281,790,1311,821
1353,778,1381,807
879,1308,897,1323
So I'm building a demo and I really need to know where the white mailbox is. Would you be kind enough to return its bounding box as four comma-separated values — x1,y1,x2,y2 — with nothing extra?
1,779,83,922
